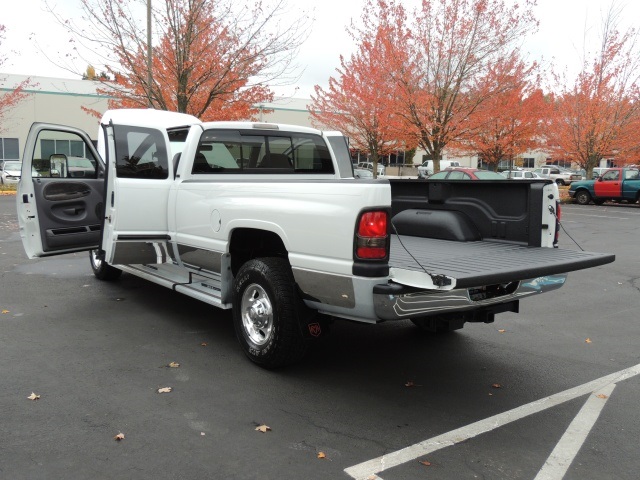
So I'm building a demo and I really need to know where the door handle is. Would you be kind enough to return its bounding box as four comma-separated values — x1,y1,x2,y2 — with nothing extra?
62,207,84,215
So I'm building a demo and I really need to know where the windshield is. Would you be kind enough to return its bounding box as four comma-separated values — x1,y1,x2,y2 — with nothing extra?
3,161,21,170
428,171,449,179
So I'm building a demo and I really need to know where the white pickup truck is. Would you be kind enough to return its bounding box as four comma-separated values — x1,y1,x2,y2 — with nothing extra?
17,109,614,368
533,166,582,185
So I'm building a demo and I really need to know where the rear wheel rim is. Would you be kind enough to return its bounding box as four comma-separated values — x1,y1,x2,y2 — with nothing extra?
240,283,274,346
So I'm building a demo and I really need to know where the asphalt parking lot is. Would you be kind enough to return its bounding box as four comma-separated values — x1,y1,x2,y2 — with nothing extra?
1,195,639,480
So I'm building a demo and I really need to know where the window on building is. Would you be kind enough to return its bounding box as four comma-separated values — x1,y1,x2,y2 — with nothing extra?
0,138,20,159
498,159,511,169
522,157,535,168
40,139,89,159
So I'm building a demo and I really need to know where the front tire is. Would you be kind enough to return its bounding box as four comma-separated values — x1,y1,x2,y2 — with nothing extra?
232,257,307,368
575,190,592,205
89,250,122,280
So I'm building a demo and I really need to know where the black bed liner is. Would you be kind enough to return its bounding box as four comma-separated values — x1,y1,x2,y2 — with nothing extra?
389,235,615,288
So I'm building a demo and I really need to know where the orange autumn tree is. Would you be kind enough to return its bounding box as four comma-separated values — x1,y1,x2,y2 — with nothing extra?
390,0,539,173
548,6,640,178
454,57,550,171
51,0,309,120
0,25,33,132
309,0,410,177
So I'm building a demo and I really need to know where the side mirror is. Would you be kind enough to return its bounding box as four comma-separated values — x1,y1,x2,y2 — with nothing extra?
597,176,602,182
49,154,68,178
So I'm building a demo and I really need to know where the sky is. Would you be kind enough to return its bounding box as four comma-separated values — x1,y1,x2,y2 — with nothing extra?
1,0,638,99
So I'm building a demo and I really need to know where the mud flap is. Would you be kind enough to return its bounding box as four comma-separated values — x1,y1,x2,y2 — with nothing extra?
296,300,331,340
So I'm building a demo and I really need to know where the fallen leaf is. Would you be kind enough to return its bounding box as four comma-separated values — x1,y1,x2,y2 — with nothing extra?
596,394,608,399
114,432,125,441
491,383,502,389
405,381,422,387
2,309,9,314
419,460,432,467
201,342,208,347
255,424,271,433
27,392,40,400
157,387,172,394
317,452,326,459
498,329,506,333
585,338,592,344
168,362,180,368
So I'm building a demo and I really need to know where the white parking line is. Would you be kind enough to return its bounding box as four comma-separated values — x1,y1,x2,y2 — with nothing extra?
534,383,616,480
344,363,640,480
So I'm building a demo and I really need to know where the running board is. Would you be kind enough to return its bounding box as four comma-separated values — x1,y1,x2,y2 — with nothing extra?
118,263,232,309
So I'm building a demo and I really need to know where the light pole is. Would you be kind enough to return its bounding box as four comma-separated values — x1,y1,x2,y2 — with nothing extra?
147,0,153,107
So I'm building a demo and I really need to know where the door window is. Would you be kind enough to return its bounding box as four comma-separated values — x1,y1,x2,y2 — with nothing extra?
113,125,169,179
31,130,99,178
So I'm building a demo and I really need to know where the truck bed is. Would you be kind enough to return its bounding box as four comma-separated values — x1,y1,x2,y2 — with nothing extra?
389,235,615,288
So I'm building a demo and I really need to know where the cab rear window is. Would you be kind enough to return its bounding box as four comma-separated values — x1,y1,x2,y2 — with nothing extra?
192,129,334,174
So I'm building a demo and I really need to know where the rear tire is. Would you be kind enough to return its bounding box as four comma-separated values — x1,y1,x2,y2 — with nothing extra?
232,257,307,368
411,316,465,333
575,190,592,205
89,250,122,280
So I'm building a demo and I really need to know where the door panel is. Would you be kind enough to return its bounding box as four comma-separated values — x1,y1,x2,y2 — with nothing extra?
17,123,105,258
594,169,622,197
100,122,173,265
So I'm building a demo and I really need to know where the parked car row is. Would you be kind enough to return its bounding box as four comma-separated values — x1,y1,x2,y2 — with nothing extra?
349,161,593,184
356,161,385,176
0,161,40,185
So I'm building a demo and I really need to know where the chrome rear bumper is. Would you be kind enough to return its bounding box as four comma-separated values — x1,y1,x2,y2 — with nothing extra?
373,274,567,320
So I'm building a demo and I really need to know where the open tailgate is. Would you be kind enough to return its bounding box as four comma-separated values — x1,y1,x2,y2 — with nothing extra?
389,236,615,289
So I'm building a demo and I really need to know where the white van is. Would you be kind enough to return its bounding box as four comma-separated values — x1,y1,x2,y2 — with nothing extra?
417,160,461,178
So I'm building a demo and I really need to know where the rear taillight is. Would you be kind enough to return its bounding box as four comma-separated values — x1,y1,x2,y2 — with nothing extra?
554,201,561,245
356,211,388,259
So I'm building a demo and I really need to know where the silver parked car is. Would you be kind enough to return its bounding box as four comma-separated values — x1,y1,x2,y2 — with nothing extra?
0,161,40,184
501,170,546,179
1,161,23,185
